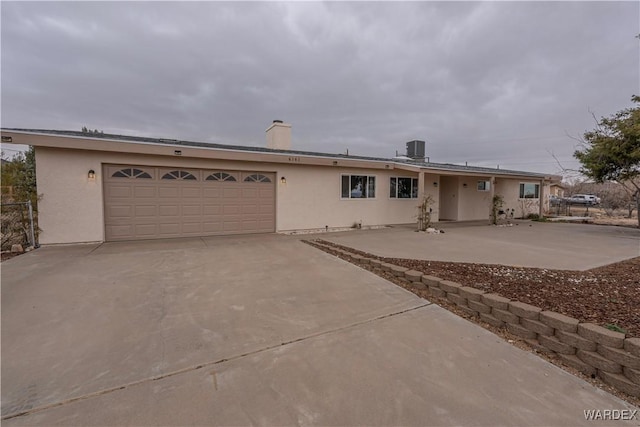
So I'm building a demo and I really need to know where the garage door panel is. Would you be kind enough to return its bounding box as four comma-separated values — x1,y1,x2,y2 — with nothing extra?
159,223,181,234
259,188,273,197
223,188,240,198
223,221,242,231
241,204,258,214
181,187,201,198
241,188,258,198
106,185,133,199
107,225,134,237
223,205,240,214
159,205,180,216
104,165,274,241
258,205,274,214
158,187,180,198
134,186,156,198
135,224,158,236
203,188,221,198
202,222,222,232
203,205,221,215
181,223,202,233
108,205,133,218
182,205,202,216
135,205,157,217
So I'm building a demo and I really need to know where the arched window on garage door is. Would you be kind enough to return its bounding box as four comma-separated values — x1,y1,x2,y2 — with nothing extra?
111,168,152,179
205,172,237,182
244,174,271,183
161,170,197,180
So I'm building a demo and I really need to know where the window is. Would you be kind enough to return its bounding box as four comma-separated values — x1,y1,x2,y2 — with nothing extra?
206,172,236,182
111,168,152,179
390,177,419,198
162,170,197,180
519,183,540,199
244,174,271,183
341,175,376,199
477,181,490,191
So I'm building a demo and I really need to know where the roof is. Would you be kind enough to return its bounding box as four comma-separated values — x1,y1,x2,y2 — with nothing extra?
0,128,559,180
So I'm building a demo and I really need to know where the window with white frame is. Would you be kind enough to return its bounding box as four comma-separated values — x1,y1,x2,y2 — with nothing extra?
519,183,540,199
341,175,376,199
390,177,419,198
477,180,491,191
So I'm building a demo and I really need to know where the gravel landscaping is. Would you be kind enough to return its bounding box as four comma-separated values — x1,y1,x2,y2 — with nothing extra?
311,239,640,338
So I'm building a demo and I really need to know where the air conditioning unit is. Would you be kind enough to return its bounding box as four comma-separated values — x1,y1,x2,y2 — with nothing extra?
406,140,425,161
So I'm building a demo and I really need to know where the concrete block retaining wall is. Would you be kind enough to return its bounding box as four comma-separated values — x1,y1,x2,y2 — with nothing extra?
323,243,640,398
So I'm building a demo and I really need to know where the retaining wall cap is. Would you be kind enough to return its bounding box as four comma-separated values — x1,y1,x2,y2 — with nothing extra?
577,323,625,349
421,275,442,285
405,270,423,279
458,287,485,301
481,294,510,309
509,301,542,319
539,311,579,333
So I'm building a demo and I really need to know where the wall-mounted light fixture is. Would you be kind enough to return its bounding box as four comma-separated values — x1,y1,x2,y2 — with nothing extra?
280,176,287,184
332,161,338,166
433,182,438,187
462,183,468,188
88,169,96,181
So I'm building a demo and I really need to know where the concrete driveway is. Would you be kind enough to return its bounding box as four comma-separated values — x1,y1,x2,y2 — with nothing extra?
1,233,637,426
324,221,640,270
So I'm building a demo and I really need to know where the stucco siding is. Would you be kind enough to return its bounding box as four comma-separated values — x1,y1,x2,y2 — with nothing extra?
457,177,493,221
36,148,105,244
494,178,550,218
34,148,424,243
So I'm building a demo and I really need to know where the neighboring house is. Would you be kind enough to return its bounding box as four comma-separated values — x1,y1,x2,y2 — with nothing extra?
0,124,560,244
549,182,566,198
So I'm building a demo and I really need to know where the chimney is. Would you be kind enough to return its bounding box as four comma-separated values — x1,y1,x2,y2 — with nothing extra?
406,140,426,161
266,120,292,150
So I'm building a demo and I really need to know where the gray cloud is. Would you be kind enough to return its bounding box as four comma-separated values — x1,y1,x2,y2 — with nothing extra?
2,1,638,174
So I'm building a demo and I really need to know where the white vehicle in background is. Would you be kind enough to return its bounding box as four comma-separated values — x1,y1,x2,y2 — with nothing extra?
567,194,601,205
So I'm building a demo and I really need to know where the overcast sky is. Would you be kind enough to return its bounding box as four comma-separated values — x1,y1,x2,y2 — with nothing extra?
2,1,638,175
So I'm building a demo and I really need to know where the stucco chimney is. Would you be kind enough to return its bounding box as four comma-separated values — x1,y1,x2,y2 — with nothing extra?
265,120,292,150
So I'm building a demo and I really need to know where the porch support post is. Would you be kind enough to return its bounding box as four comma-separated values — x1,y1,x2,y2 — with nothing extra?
418,171,425,200
490,176,496,222
539,179,546,217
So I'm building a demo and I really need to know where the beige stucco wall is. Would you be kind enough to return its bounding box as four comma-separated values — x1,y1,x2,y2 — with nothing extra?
34,146,551,244
457,177,493,221
35,148,432,243
494,178,550,218
36,148,106,244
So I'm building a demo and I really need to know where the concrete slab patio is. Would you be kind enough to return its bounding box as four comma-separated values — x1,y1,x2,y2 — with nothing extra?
321,221,640,270
1,233,637,425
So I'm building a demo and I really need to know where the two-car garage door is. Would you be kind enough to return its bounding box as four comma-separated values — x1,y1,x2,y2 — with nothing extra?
103,165,275,241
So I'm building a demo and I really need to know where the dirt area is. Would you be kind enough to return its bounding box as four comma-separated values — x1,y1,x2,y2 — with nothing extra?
311,239,640,338
550,207,639,228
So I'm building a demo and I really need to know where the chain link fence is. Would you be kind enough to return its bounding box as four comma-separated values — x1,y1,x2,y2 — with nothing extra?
1,200,38,251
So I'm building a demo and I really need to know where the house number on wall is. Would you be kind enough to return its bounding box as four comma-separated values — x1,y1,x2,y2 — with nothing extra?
288,157,300,162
